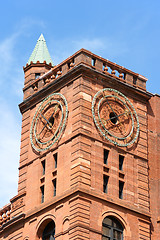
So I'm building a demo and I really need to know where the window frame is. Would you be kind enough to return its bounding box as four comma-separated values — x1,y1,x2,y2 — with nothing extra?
53,178,57,197
41,160,46,175
53,153,57,169
119,181,124,199
104,149,109,165
40,185,44,203
103,175,109,193
42,221,55,240
102,217,123,240
119,155,124,171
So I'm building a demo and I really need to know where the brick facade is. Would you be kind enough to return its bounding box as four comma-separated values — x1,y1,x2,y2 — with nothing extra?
0,49,159,239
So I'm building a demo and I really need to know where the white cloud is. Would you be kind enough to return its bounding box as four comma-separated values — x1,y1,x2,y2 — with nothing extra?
0,100,20,208
52,37,107,65
0,34,18,84
0,32,24,101
72,38,106,51
0,17,48,208
72,37,128,57
0,17,46,95
52,36,128,66
0,19,46,208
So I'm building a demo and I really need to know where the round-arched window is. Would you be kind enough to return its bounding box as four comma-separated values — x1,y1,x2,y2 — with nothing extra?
102,216,123,240
42,221,55,240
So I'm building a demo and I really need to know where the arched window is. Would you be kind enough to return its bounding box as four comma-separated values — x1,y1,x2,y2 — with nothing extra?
102,216,123,240
42,221,55,240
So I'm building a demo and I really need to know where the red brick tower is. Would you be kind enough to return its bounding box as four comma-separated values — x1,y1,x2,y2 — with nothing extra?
0,35,160,240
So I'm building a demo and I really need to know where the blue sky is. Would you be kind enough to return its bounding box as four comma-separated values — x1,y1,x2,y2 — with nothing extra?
0,0,160,208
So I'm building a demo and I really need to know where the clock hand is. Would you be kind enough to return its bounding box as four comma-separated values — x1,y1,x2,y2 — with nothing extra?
102,110,130,124
38,105,59,135
105,98,119,122
116,110,130,119
38,121,48,136
116,110,130,126
48,105,58,123
40,113,50,125
38,113,53,136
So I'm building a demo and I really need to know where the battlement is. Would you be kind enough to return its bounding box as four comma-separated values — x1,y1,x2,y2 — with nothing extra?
0,203,11,227
23,48,147,100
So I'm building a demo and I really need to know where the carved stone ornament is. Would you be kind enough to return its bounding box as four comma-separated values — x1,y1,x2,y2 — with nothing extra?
30,93,68,152
92,88,139,147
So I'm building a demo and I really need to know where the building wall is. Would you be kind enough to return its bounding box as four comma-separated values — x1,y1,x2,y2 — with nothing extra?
0,49,158,240
148,94,160,239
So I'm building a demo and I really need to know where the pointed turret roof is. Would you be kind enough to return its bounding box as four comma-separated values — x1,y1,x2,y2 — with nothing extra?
27,34,53,66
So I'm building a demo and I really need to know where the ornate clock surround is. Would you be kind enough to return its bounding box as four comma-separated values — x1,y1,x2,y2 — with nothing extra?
30,92,68,152
92,88,140,147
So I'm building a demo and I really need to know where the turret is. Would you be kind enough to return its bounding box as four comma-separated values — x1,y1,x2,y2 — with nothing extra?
23,34,53,99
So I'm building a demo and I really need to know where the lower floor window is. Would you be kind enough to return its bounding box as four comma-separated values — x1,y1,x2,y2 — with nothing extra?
102,216,123,240
42,221,55,240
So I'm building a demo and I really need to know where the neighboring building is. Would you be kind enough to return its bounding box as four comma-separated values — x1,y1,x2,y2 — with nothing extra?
0,34,160,240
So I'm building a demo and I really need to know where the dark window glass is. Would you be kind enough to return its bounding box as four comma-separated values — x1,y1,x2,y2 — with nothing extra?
104,149,109,165
113,229,122,240
42,221,55,240
53,153,57,169
102,216,123,240
133,76,137,85
119,181,124,199
102,226,111,236
42,160,45,175
119,155,124,171
53,179,56,197
113,220,123,229
40,185,44,203
103,175,109,193
35,73,41,79
92,58,96,66
103,217,112,226
102,237,110,240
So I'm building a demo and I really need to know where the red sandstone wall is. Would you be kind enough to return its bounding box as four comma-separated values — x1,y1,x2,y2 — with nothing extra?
0,51,152,239
148,94,160,240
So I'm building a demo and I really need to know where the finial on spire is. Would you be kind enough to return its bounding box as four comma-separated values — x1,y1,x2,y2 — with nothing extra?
27,34,53,66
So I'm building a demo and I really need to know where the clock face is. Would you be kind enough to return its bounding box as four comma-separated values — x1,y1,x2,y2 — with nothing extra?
30,93,68,152
92,88,139,147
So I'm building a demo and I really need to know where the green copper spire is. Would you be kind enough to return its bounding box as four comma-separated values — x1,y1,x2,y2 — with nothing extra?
28,34,53,66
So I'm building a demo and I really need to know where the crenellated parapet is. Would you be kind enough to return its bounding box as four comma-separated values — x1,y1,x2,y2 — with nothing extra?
22,48,147,101
0,204,11,227
0,191,26,229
